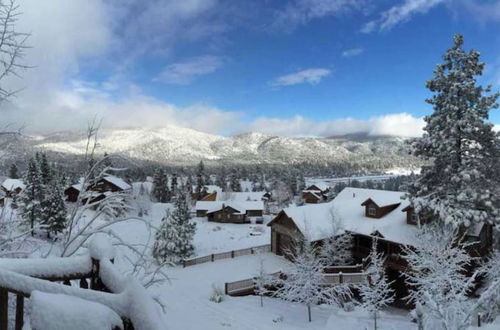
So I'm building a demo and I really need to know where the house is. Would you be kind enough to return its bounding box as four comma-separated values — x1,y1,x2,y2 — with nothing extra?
0,190,5,207
267,187,492,307
302,182,330,204
1,178,25,197
195,200,264,223
64,175,131,203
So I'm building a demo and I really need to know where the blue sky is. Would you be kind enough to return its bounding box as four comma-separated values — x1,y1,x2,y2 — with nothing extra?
6,0,500,136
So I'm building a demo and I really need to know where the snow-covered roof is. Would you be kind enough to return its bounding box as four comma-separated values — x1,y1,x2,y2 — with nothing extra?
216,191,266,202
278,187,418,246
204,185,222,194
307,182,329,192
103,175,131,191
466,222,484,237
196,200,264,214
2,178,25,191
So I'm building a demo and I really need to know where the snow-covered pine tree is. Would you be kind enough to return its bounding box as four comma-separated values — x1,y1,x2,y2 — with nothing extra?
152,190,196,264
253,258,273,307
8,163,18,179
19,158,44,236
152,168,169,203
408,34,500,228
39,152,53,185
229,169,242,192
358,238,394,330
275,237,327,322
320,210,353,266
195,161,205,200
41,183,67,239
170,173,178,195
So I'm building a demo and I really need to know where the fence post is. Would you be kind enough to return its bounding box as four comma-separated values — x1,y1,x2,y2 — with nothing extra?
15,294,24,330
183,260,186,268
251,248,254,254
0,288,8,330
478,313,481,327
231,250,234,258
339,272,343,284
211,254,214,262
224,282,228,295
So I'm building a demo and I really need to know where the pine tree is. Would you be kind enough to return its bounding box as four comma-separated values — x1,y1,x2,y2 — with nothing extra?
19,159,43,236
229,169,242,192
195,161,205,200
152,168,169,203
170,173,178,195
39,153,52,185
152,190,196,264
409,35,500,228
358,239,394,330
41,183,67,239
8,163,18,179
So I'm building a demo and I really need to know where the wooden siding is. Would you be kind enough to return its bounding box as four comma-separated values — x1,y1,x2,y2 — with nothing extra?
302,191,322,204
362,200,400,219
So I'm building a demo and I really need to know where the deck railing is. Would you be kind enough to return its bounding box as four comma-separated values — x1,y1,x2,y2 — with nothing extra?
182,244,271,267
0,237,163,330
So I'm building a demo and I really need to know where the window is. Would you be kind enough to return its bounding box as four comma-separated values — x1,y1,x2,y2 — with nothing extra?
368,206,376,216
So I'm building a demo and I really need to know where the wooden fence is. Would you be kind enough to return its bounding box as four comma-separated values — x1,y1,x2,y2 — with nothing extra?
182,244,271,267
224,271,368,297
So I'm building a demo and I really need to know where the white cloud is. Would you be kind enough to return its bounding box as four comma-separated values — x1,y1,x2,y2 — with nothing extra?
271,68,331,86
362,0,446,33
342,48,364,57
245,113,425,137
154,55,223,85
274,0,369,30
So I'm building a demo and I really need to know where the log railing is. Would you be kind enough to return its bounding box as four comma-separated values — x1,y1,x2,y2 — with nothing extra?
0,238,163,330
183,244,271,267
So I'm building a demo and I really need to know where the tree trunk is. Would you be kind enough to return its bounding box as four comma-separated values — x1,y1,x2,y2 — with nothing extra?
374,311,377,330
260,295,263,307
307,304,311,322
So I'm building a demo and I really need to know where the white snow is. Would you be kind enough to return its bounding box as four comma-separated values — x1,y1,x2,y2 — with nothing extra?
277,187,418,245
103,175,131,191
30,291,124,330
1,178,25,191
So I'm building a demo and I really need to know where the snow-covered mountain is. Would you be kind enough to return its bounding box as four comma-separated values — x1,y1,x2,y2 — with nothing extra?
19,125,418,168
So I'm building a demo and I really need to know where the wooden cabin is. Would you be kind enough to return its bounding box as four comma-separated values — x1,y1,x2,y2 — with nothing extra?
268,187,493,308
1,178,25,197
64,175,131,203
195,200,264,224
301,183,330,204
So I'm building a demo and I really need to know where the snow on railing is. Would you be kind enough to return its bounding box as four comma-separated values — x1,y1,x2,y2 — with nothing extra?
0,235,165,330
182,244,271,267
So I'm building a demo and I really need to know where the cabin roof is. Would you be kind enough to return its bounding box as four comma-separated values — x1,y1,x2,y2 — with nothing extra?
275,187,417,246
196,200,264,214
306,182,329,191
2,178,25,191
102,175,131,190
215,191,266,202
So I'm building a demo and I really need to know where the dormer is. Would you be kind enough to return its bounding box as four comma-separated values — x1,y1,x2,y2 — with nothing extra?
402,206,429,225
361,198,401,219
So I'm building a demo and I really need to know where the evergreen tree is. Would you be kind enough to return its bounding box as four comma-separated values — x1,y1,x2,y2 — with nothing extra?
39,153,52,185
41,183,67,239
170,173,178,195
195,161,205,199
152,168,169,203
409,35,500,227
19,159,43,236
8,163,18,179
152,190,196,263
229,169,242,192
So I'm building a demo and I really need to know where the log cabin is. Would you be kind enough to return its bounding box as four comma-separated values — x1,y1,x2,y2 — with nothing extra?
64,175,131,203
195,201,264,224
268,187,493,307
301,182,330,204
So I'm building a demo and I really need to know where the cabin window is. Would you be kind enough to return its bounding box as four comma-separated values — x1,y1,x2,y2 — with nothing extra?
368,206,377,216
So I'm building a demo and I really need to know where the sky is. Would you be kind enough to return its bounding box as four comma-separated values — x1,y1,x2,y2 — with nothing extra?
2,0,500,137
